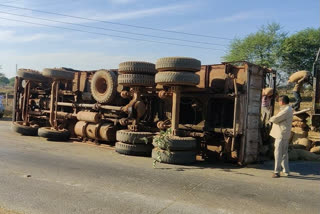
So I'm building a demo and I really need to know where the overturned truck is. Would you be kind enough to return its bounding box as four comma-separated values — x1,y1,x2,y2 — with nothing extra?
12,58,276,165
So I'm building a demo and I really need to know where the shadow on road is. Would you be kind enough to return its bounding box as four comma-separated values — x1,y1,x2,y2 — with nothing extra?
154,161,241,172
250,160,320,180
155,159,320,180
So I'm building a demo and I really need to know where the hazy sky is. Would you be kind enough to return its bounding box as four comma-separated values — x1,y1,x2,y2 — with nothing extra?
0,0,318,77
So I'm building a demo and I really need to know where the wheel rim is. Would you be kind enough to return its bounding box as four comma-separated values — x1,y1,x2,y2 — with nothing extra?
96,77,108,95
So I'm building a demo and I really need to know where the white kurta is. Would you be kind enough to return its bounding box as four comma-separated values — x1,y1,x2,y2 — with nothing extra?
269,105,293,173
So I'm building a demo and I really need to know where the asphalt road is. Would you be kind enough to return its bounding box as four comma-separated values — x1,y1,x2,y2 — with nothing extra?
0,120,319,214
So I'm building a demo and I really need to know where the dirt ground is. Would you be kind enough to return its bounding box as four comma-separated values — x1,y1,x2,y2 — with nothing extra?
0,207,22,214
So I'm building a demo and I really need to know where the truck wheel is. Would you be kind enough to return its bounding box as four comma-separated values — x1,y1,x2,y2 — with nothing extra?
115,142,153,156
155,72,200,86
118,61,156,74
42,68,74,80
11,121,38,136
17,69,49,82
116,130,154,144
118,74,155,86
90,70,117,104
38,127,70,141
152,136,197,151
152,148,196,164
156,57,201,72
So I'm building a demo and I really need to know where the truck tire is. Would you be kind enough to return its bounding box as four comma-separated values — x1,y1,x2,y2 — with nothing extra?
115,142,153,156
118,74,155,86
156,57,201,72
42,68,74,80
17,69,48,82
152,148,196,164
118,61,156,74
38,127,70,141
116,130,154,144
155,72,200,86
153,136,197,151
90,70,117,104
11,121,38,136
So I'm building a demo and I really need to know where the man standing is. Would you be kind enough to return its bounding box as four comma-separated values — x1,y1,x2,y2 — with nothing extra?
269,95,293,178
261,92,272,126
291,74,308,111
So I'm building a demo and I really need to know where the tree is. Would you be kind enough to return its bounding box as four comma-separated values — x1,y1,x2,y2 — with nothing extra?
280,28,320,73
0,76,9,86
223,23,286,69
9,77,15,87
0,73,9,86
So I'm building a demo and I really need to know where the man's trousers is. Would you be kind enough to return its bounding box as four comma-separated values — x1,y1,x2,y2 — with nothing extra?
274,138,290,173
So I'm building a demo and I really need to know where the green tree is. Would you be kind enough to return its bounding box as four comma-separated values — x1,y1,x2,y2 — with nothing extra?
223,23,286,68
9,77,15,86
280,28,320,73
0,73,9,86
0,77,9,85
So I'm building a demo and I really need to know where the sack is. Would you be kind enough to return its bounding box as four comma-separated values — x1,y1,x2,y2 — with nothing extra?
290,127,308,144
262,88,273,96
293,112,309,120
288,70,308,83
292,116,304,122
292,144,307,150
292,121,307,128
291,127,307,133
310,146,320,154
294,138,311,150
296,149,320,161
289,149,299,161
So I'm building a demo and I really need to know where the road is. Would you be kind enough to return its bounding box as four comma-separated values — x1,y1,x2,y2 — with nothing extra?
0,120,319,214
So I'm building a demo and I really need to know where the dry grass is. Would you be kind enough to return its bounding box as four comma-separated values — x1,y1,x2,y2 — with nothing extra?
0,207,23,214
0,87,14,94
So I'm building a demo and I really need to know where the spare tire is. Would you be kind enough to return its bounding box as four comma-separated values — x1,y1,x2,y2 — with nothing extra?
38,127,70,141
118,61,156,74
153,136,197,151
152,148,196,164
155,72,200,86
42,68,74,80
115,142,153,156
116,130,154,144
17,69,49,82
11,121,38,136
156,57,201,72
90,70,117,104
118,74,155,86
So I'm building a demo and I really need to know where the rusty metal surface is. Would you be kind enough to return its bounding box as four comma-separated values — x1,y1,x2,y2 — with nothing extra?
99,123,116,141
13,61,276,165
74,121,116,141
76,111,101,123
74,121,87,137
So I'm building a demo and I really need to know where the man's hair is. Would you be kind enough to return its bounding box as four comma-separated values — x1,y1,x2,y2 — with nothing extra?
279,95,289,104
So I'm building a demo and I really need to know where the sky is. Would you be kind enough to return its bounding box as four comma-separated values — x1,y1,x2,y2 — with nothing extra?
0,0,319,77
